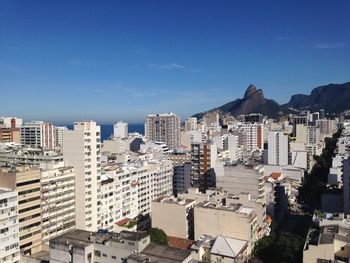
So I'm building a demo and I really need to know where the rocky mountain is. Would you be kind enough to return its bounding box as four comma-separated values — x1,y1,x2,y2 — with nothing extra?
283,82,350,113
193,81,350,119
193,84,291,119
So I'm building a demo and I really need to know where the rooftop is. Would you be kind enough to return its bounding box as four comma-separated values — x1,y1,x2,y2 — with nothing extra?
210,236,248,258
153,196,195,206
127,243,191,263
196,201,254,216
50,229,148,249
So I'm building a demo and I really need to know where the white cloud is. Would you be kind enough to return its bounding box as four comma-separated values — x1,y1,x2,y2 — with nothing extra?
146,63,185,69
314,42,347,49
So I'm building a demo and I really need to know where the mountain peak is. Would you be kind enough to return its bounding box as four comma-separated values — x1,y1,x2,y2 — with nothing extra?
244,84,257,98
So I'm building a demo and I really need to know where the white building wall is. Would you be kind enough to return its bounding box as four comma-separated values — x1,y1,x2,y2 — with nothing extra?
0,187,20,263
114,121,128,139
267,132,289,166
63,121,101,231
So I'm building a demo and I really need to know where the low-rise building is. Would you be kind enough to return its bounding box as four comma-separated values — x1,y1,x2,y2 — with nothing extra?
50,230,150,263
190,235,248,263
151,196,195,240
194,201,258,254
303,214,350,263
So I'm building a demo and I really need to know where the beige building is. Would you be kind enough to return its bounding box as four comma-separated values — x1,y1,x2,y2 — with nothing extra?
194,201,258,254
0,127,20,143
303,221,350,263
179,188,269,237
151,196,196,239
63,121,101,231
191,235,248,263
40,161,75,243
0,166,42,255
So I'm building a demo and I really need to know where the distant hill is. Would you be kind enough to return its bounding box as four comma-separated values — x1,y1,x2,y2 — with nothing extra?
193,81,350,119
283,82,350,113
193,84,293,119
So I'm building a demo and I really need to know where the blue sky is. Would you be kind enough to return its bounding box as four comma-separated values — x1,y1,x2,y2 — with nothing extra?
1,1,350,124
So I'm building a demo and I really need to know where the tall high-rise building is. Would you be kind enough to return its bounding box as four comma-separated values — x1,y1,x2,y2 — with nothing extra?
113,121,128,139
267,131,289,166
184,117,197,131
223,134,241,161
203,112,219,126
54,126,68,149
40,161,75,243
0,187,20,263
63,121,101,231
343,157,350,215
191,141,217,192
241,123,264,151
0,166,42,255
21,121,55,149
292,116,308,137
145,113,180,150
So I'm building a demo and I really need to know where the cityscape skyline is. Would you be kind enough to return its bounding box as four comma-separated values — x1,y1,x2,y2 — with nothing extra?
1,1,350,123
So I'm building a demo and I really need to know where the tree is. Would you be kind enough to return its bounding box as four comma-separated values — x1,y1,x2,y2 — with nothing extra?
147,227,168,245
253,233,303,263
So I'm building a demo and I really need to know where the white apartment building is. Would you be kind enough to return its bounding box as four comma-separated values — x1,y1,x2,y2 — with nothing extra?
49,230,150,263
54,126,68,149
100,159,173,230
145,113,181,150
40,161,75,243
215,162,265,200
267,131,289,166
184,117,197,131
241,123,264,151
21,121,55,150
63,121,102,231
0,117,22,128
0,187,20,263
223,134,241,161
113,121,128,139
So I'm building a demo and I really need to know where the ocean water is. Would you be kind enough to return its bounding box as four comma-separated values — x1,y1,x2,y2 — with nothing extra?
66,124,144,141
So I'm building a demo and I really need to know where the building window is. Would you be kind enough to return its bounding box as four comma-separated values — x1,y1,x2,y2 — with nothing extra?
94,250,101,257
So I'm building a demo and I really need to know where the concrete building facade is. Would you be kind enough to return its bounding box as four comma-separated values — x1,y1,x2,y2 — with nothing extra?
0,166,42,255
145,113,181,150
63,121,102,231
151,196,196,239
267,131,289,166
114,121,128,139
0,187,20,263
40,161,75,243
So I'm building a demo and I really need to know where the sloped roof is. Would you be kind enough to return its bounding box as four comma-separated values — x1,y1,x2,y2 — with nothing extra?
210,236,247,258
271,172,282,180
